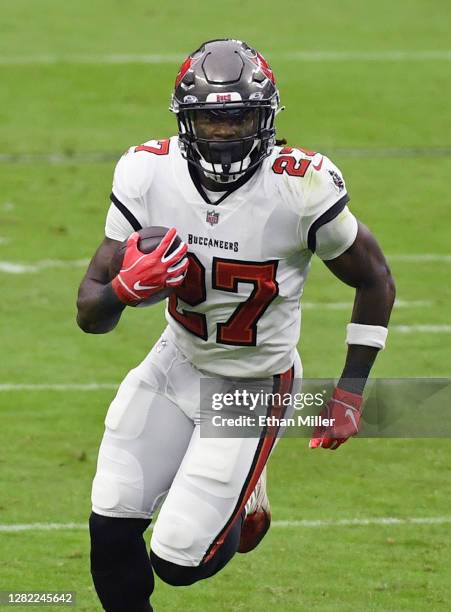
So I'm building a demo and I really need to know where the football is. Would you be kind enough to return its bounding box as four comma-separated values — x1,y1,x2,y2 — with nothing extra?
109,226,182,306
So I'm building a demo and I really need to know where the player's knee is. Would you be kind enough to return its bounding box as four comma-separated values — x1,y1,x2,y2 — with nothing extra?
150,513,204,585
150,550,201,586
151,512,196,558
150,515,241,586
91,445,146,516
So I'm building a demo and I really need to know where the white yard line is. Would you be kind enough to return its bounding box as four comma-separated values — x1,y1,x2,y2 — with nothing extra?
302,299,432,310
0,152,118,163
1,255,450,275
0,523,87,532
0,54,184,66
280,50,451,62
0,259,89,273
0,383,117,392
272,516,451,527
3,346,451,392
1,516,451,532
392,324,451,333
389,254,451,263
0,51,450,66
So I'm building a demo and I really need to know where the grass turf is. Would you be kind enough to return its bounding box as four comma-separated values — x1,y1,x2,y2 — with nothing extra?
0,0,450,610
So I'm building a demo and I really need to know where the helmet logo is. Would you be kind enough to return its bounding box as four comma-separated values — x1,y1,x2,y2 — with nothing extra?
175,56,194,87
183,95,198,103
206,92,242,102
250,52,275,84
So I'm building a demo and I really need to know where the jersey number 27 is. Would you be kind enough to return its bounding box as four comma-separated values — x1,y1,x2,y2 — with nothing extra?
168,255,279,346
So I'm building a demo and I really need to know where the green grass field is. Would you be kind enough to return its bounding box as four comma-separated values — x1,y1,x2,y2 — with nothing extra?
0,1,450,610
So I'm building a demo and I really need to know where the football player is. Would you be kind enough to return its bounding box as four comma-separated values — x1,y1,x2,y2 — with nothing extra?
76,39,395,612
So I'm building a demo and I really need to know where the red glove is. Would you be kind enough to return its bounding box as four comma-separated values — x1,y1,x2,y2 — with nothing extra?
111,228,188,305
309,387,363,450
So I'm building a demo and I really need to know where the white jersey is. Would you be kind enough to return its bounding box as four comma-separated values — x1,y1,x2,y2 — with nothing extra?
105,136,358,377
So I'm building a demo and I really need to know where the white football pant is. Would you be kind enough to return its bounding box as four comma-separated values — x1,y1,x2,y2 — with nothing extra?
92,329,301,566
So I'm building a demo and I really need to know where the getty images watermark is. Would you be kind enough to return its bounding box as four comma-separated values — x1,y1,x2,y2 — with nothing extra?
210,388,329,428
199,378,451,438
199,377,332,438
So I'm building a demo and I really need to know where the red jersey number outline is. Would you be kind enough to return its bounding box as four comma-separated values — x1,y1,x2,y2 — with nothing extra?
272,145,320,177
168,253,207,340
212,258,279,346
134,139,170,155
169,256,279,346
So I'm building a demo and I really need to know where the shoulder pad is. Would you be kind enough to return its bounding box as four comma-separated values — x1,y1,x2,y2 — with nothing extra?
302,152,348,214
270,147,347,209
113,139,171,199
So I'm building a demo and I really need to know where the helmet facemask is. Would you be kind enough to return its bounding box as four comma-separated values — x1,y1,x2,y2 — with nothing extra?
177,104,277,184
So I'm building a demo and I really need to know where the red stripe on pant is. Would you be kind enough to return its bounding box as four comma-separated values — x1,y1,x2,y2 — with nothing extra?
202,365,294,563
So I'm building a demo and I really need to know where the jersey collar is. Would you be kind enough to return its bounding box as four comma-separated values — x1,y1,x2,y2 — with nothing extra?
187,161,260,206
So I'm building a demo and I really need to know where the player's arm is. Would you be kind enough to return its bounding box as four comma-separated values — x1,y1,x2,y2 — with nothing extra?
76,237,125,334
77,229,189,334
325,220,396,393
310,220,396,450
77,141,189,333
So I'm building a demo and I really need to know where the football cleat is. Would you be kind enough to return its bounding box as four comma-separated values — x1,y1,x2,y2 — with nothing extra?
238,466,271,553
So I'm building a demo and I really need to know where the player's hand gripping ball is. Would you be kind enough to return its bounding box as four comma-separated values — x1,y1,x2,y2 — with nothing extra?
110,226,188,306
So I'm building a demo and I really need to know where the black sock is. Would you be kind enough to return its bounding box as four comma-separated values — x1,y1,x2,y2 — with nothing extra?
89,512,154,612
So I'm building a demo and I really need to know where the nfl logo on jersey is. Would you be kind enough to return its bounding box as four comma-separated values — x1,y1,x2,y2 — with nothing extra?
206,210,220,226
